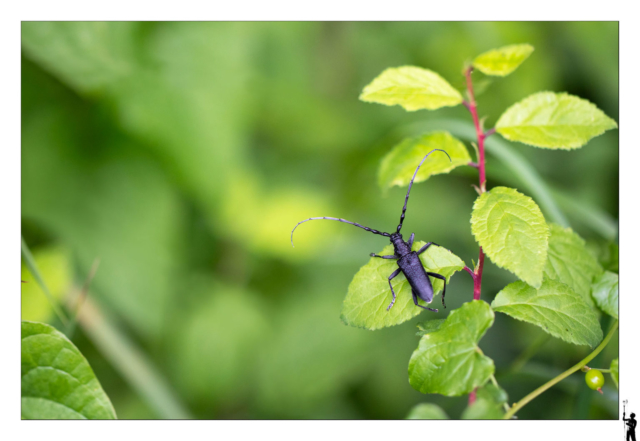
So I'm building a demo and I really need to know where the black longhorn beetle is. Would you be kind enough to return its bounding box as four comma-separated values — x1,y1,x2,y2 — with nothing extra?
291,149,452,312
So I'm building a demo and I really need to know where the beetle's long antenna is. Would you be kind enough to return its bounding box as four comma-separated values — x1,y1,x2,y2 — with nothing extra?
291,217,390,247
396,149,451,233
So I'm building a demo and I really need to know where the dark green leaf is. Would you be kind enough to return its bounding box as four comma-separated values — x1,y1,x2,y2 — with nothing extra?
591,271,618,319
544,224,603,307
21,22,137,92
611,358,618,389
21,321,116,419
461,383,508,419
406,403,449,419
408,300,495,396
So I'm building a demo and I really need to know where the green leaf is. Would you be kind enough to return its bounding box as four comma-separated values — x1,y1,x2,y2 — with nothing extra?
408,300,495,396
416,319,446,336
491,280,603,347
377,131,471,190
21,321,116,419
472,44,534,77
591,271,619,319
21,22,137,93
360,66,463,111
610,358,618,389
496,92,618,149
593,242,619,274
471,187,549,288
461,383,508,419
406,403,449,419
544,224,603,307
341,242,464,330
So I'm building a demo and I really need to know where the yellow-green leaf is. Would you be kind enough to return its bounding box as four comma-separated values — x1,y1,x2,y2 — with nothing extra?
360,66,463,111
341,242,464,330
491,280,603,347
591,271,618,319
408,300,495,396
472,44,534,77
496,92,618,149
471,187,549,288
378,131,471,190
544,224,603,307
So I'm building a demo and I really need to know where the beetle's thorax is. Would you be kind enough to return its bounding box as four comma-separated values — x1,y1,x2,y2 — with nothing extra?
390,233,411,257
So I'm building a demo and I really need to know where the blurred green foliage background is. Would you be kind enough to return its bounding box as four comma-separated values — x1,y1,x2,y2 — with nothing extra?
21,22,618,419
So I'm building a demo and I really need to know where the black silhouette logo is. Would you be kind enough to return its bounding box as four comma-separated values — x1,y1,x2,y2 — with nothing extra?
624,400,637,441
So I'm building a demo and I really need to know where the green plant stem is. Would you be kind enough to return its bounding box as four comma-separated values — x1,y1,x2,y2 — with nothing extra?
508,333,550,373
504,320,618,419
68,292,192,419
550,188,617,241
21,236,69,327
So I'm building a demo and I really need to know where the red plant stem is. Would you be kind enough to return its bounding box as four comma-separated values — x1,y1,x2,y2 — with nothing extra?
464,66,486,301
468,389,477,406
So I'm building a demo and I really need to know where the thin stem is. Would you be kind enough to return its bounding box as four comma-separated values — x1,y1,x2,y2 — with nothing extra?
504,320,618,419
583,367,612,373
508,333,551,373
21,237,69,327
67,292,192,419
464,67,486,188
463,266,475,278
65,258,100,337
489,375,511,413
473,249,484,300
484,128,496,138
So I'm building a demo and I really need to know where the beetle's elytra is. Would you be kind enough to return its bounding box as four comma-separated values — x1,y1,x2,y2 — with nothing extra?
291,149,452,312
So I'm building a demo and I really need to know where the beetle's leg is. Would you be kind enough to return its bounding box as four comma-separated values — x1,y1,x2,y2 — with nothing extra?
417,242,452,255
408,233,415,249
386,268,402,311
370,253,398,259
411,289,438,312
416,242,435,255
427,272,447,308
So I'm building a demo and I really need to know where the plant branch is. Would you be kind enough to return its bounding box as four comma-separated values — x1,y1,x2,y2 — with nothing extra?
399,120,571,228
463,66,486,301
504,320,618,419
463,266,475,278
